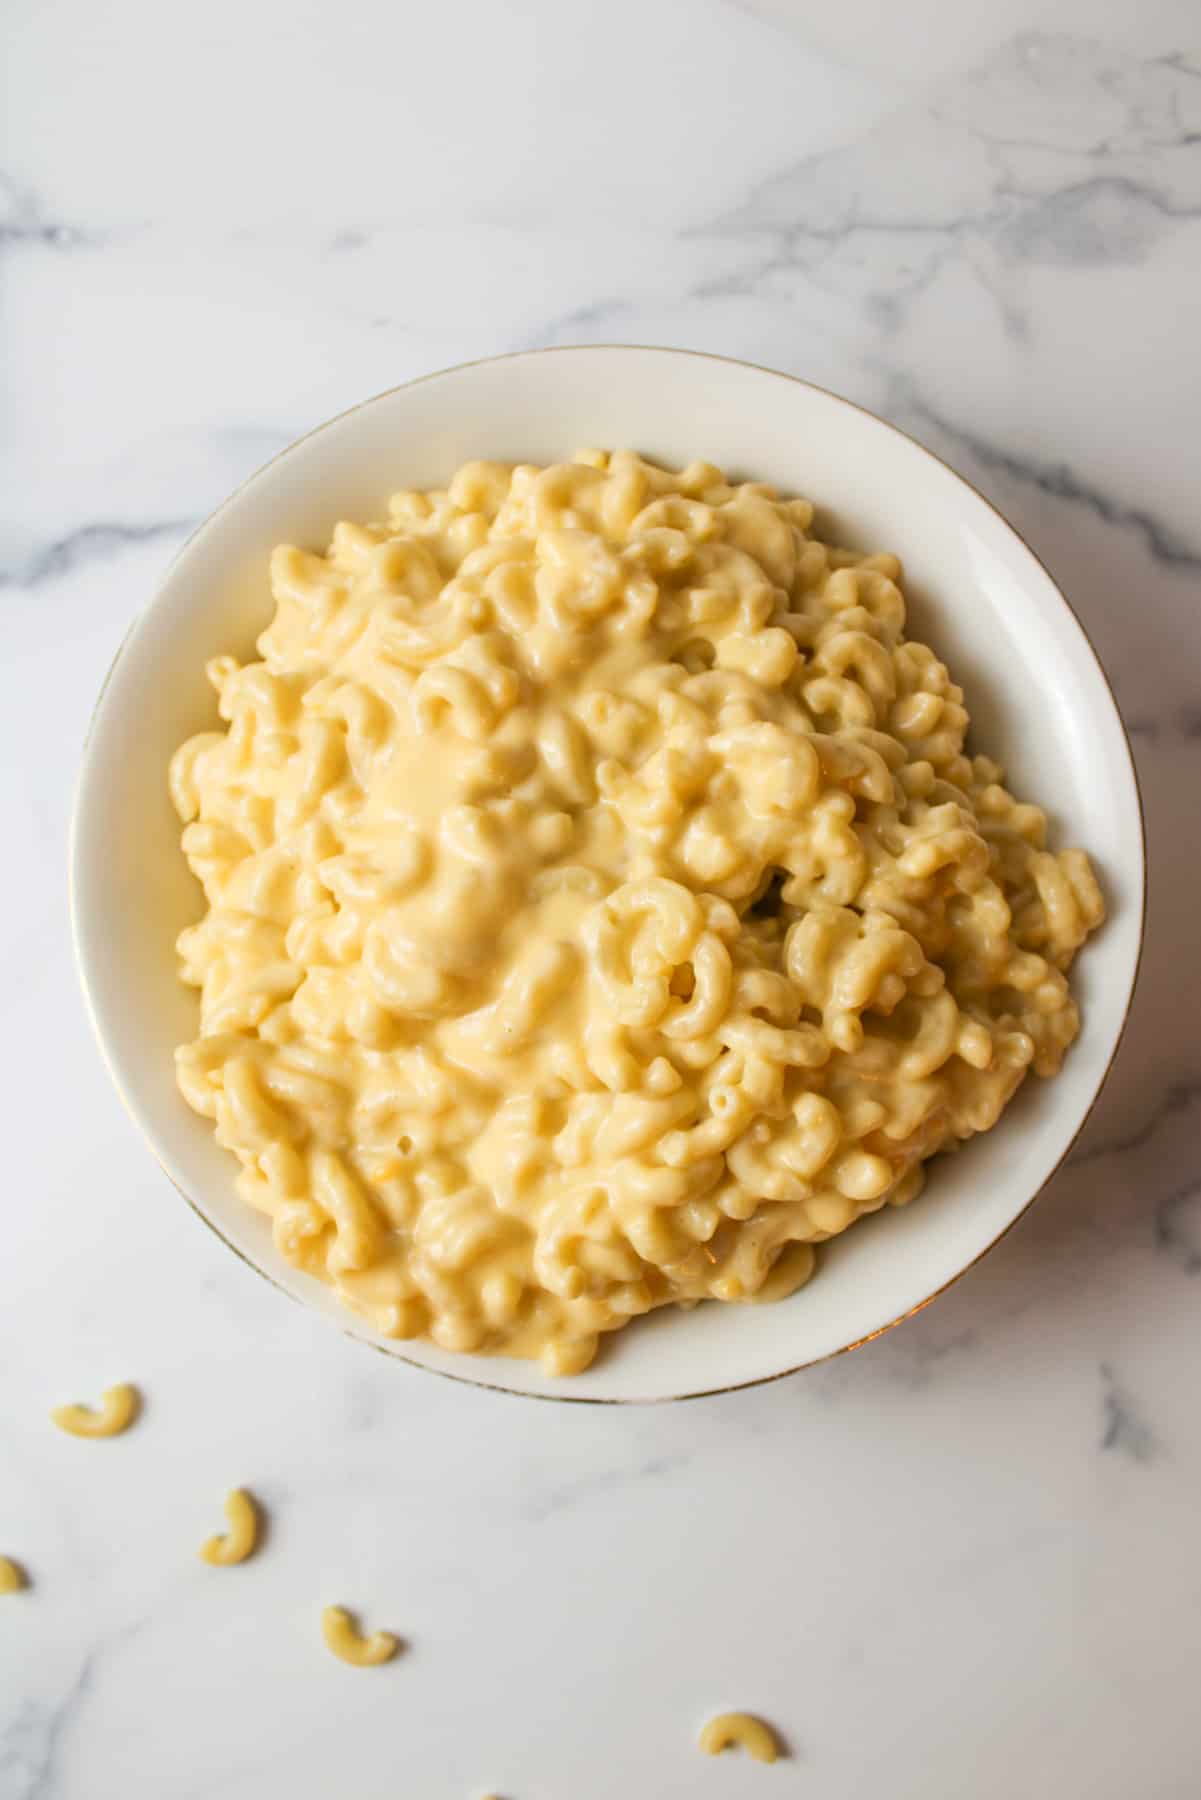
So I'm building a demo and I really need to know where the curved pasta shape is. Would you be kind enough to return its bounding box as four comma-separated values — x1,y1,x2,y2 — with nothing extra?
0,1557,27,1594
321,1605,400,1667
413,665,496,739
584,877,704,1027
168,451,1103,1376
199,1489,261,1566
51,1384,140,1438
660,933,732,1040
698,1712,780,1763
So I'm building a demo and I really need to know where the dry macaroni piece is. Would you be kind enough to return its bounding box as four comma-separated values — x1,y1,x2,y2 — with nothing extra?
51,1384,140,1437
0,1557,27,1594
321,1604,400,1666
170,452,1104,1374
199,1488,261,1565
699,1713,780,1762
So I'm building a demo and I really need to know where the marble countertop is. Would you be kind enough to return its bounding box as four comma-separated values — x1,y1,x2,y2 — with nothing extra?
3,1,1199,1794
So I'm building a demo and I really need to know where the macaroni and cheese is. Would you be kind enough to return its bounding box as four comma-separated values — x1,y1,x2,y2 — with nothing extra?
170,451,1103,1375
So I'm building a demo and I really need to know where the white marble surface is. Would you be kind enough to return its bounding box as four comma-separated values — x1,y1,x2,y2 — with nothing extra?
3,1,1199,1794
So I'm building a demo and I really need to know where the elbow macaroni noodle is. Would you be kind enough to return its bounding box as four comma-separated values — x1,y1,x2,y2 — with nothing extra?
199,1489,261,1565
0,1557,27,1594
698,1713,780,1762
51,1384,141,1437
170,451,1103,1375
321,1604,400,1666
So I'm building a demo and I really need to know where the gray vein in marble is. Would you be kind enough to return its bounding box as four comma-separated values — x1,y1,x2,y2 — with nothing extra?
1122,706,1201,743
0,217,90,251
803,1315,982,1400
0,174,106,253
932,35,1201,160
1100,1363,1155,1463
521,1448,693,1524
1154,1178,1201,1274
0,520,196,590
990,173,1198,266
886,383,1201,571
0,1652,94,1800
873,1325,980,1389
1159,51,1201,84
522,297,639,350
1070,1079,1201,1173
686,34,1201,333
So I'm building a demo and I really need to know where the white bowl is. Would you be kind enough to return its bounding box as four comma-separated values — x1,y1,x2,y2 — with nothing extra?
71,347,1145,1403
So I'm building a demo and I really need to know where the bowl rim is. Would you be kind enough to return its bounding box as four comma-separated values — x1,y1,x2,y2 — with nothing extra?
69,343,1148,1404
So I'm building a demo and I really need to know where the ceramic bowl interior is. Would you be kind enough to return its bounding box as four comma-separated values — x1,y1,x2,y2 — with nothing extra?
71,347,1144,1401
